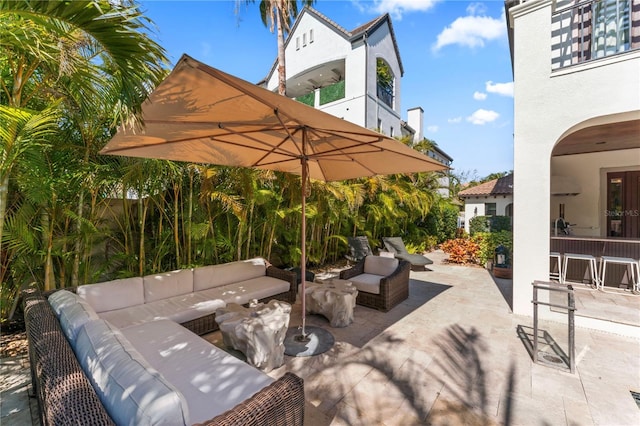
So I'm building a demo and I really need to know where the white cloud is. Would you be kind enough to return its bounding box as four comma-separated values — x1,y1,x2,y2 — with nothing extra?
426,125,439,133
466,2,488,15
432,9,505,51
448,116,462,124
369,0,439,20
473,91,487,100
485,81,514,97
467,109,499,125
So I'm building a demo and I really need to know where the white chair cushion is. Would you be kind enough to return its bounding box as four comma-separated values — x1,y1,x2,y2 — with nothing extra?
121,319,274,424
74,319,190,426
77,277,144,313
48,290,99,342
98,292,225,329
193,258,267,291
364,255,398,277
143,269,194,303
197,276,290,306
349,273,383,295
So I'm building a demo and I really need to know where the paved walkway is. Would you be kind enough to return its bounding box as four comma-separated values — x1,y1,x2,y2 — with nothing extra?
3,251,640,425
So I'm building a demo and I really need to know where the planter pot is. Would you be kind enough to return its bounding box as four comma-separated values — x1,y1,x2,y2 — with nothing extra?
492,266,512,279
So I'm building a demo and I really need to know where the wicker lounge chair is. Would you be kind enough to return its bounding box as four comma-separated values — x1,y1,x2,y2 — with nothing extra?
382,236,433,271
346,236,374,263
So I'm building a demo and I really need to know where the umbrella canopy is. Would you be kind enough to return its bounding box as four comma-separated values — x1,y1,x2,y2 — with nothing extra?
101,54,447,343
101,54,445,180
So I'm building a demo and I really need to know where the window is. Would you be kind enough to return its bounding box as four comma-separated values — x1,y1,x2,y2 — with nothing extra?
390,126,394,137
296,37,300,50
376,58,394,108
568,0,639,65
485,203,497,216
303,33,307,46
309,29,314,43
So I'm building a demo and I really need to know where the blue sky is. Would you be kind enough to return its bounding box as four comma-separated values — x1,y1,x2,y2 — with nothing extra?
140,0,514,179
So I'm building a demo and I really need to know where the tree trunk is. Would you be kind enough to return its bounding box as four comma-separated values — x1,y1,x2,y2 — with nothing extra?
276,7,287,96
0,174,8,251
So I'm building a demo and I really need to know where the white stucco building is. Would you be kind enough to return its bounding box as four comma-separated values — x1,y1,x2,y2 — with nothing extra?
261,7,453,172
458,174,514,234
506,0,640,336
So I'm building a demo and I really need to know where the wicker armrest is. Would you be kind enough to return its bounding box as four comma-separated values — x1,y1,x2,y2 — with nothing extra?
266,265,298,303
377,260,411,312
23,288,116,426
339,260,365,280
197,372,305,426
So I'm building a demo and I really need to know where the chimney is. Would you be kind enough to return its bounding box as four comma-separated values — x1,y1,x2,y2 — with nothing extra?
407,107,423,143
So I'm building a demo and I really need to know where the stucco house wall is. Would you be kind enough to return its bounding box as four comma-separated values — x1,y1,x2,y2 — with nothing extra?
509,0,640,319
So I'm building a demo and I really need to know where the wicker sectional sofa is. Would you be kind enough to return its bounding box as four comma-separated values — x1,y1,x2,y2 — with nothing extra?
23,258,304,425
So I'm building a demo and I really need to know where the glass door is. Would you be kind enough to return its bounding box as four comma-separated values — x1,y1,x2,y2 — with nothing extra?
607,171,640,238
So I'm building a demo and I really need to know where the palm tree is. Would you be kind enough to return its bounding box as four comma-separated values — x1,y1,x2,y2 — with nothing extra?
1,1,167,298
0,0,168,243
243,0,315,95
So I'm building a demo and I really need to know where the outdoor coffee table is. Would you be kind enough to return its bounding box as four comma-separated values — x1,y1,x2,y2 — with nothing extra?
215,299,291,372
304,279,358,327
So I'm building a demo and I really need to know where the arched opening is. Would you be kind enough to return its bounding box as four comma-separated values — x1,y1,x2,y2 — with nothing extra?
376,58,394,109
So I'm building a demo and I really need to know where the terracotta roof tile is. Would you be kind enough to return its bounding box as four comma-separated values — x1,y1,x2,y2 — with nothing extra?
458,174,513,197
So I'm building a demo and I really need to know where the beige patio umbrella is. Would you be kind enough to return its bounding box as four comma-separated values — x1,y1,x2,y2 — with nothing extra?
101,54,446,353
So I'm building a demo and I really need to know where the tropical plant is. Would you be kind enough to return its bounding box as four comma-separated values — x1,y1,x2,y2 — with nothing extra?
1,0,167,303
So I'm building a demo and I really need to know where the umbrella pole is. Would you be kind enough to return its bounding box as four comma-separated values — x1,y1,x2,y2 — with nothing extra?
300,156,307,338
283,136,334,357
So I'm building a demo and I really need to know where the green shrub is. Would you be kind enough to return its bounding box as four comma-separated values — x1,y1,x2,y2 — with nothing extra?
424,235,438,251
469,215,512,235
472,231,513,265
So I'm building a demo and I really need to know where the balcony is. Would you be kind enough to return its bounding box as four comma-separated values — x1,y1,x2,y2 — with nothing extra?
551,0,640,70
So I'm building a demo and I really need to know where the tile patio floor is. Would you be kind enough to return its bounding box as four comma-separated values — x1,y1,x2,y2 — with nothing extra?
2,250,640,425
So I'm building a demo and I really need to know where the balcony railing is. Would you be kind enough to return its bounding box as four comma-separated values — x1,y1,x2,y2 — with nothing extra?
295,91,315,107
319,80,345,106
376,83,394,109
551,0,640,69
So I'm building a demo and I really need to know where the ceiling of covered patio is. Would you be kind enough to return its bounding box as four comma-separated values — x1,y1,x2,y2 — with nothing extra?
552,117,640,156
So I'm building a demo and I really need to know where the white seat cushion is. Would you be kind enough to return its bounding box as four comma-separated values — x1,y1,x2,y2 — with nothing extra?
197,276,290,306
349,273,384,295
98,292,225,329
121,319,274,424
48,290,99,342
78,277,144,313
193,258,267,291
74,319,190,426
364,255,398,276
143,269,194,303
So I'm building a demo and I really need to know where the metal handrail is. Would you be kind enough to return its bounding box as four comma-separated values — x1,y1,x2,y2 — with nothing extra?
531,280,576,373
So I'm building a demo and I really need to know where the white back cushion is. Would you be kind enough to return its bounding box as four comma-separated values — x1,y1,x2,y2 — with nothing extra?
77,277,144,313
74,319,190,426
363,255,399,277
143,269,194,303
48,290,99,342
193,258,267,291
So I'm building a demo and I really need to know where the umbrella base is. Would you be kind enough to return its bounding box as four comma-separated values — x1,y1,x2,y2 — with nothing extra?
284,326,334,357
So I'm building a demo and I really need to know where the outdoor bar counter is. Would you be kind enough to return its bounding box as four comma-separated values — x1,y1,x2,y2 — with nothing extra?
551,236,640,289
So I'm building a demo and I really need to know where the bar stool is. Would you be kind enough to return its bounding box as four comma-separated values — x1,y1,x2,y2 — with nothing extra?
598,256,640,292
562,253,599,288
550,252,563,282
